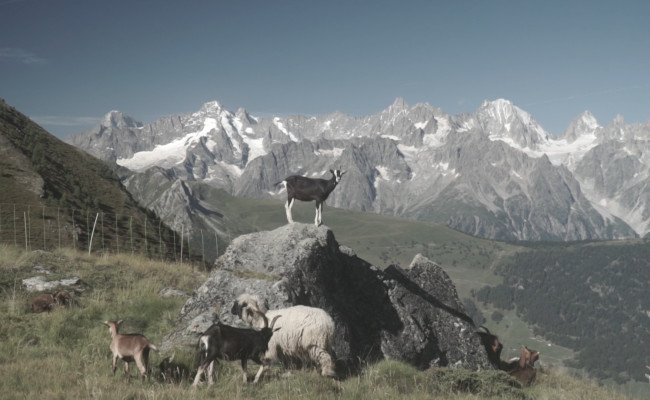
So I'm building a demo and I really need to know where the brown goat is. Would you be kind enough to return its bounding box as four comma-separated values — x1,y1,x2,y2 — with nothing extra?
104,320,158,381
30,290,72,313
508,346,540,386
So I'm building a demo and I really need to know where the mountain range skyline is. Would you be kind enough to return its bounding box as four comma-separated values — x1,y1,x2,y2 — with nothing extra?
2,1,649,137
69,95,650,242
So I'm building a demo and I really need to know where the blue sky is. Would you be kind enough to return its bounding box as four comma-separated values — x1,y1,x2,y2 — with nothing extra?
1,0,649,137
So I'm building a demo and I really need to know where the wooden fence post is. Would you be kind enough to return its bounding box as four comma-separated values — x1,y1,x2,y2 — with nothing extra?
101,212,104,253
23,211,28,250
215,230,219,259
27,205,31,249
180,225,184,267
13,204,17,247
88,213,99,255
144,216,148,256
115,214,119,254
71,209,76,250
57,207,61,250
42,206,45,250
201,229,205,268
129,216,133,255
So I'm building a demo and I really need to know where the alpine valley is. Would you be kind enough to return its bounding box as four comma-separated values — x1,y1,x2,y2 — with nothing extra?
70,98,650,243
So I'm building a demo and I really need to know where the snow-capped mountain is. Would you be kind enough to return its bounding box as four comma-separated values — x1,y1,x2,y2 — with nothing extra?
69,98,649,241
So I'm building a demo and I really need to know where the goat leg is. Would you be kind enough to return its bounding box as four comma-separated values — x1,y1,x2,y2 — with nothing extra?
135,354,147,381
253,361,270,384
241,359,248,383
207,360,215,386
192,364,205,387
285,199,295,224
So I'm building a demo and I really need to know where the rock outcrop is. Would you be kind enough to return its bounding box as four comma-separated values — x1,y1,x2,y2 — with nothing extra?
162,223,491,373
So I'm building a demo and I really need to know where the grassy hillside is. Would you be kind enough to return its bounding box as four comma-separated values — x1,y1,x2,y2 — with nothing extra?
0,99,186,260
0,245,631,400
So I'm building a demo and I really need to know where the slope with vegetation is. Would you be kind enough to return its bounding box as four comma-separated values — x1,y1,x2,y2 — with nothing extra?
0,99,184,259
0,245,631,400
475,240,650,385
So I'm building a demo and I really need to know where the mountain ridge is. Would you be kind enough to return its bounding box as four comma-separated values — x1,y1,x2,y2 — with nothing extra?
68,97,649,241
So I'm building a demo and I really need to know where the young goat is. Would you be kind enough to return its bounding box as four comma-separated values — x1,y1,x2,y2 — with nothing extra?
278,169,345,226
508,346,540,386
30,290,72,313
156,353,191,384
192,312,281,386
103,320,158,381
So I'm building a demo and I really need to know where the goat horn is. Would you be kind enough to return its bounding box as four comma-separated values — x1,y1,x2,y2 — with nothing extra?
256,310,269,329
269,315,281,330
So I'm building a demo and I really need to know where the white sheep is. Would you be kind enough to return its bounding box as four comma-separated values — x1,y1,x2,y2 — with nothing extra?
231,294,336,382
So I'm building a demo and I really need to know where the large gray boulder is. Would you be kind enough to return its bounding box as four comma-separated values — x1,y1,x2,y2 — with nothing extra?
161,223,491,374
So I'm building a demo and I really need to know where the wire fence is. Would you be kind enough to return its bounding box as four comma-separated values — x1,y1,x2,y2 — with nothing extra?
0,203,221,268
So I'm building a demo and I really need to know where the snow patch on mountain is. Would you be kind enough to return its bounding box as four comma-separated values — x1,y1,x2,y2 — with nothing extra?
423,116,451,147
117,118,218,171
315,147,344,157
490,130,599,167
274,118,298,141
244,137,266,161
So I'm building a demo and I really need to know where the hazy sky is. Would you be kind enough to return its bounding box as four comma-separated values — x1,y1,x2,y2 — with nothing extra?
1,0,649,137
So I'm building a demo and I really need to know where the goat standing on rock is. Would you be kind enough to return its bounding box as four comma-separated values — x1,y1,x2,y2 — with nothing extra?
278,169,345,226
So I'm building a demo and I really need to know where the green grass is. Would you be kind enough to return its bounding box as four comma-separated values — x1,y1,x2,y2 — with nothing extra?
0,245,632,399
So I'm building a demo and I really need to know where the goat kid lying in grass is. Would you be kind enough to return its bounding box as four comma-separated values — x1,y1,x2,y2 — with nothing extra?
193,311,281,386
507,346,540,386
476,327,540,386
30,290,73,313
103,320,159,381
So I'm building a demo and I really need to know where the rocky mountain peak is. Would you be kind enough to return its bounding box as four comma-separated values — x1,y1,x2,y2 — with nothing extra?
100,110,142,130
477,98,548,148
390,97,407,110
563,111,600,142
478,99,529,126
199,100,223,114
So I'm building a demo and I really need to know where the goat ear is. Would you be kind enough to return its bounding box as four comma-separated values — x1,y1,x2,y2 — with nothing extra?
117,319,124,326
231,301,241,316
329,169,334,175
102,320,109,326
518,347,529,369
341,170,346,176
